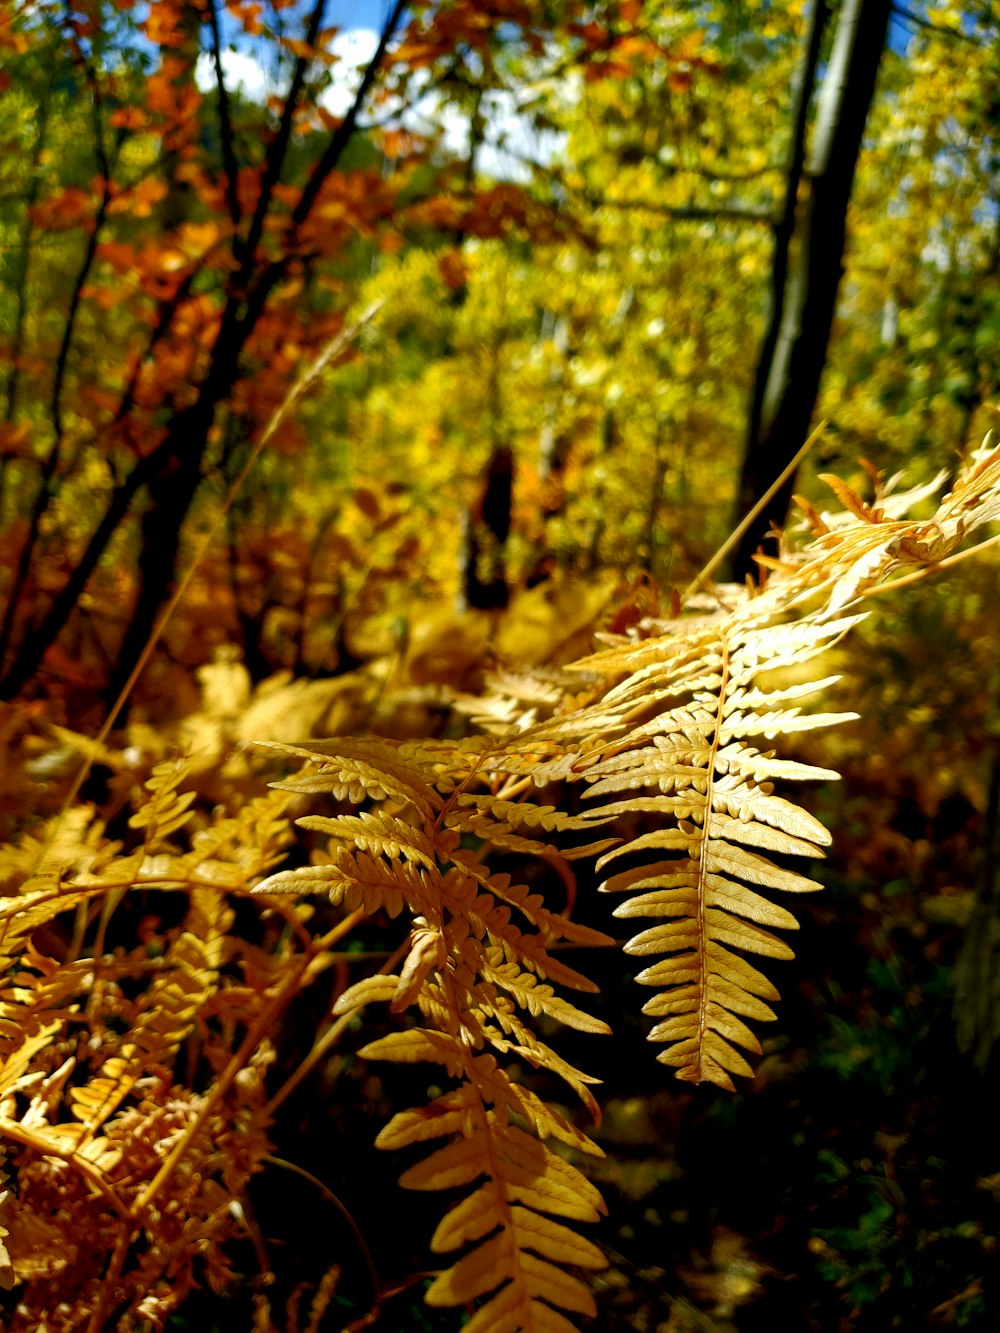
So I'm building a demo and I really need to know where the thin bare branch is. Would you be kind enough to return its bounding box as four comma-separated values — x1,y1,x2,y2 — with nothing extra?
208,0,241,227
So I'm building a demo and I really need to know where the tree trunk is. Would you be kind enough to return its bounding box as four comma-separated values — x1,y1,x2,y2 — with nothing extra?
462,444,515,611
729,0,893,580
104,422,210,706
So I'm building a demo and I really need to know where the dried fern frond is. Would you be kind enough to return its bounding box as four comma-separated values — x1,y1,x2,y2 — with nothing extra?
249,439,1000,1330
256,735,613,1330
128,760,197,849
576,614,854,1091
0,768,297,1328
465,436,1000,1093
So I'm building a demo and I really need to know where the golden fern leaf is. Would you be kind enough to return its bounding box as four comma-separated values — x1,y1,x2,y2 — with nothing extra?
185,789,294,880
366,1051,606,1333
258,737,613,1331
769,434,1000,612
542,438,1000,1090
128,761,196,849
259,737,438,818
69,908,229,1139
538,614,853,1092
252,440,1000,1331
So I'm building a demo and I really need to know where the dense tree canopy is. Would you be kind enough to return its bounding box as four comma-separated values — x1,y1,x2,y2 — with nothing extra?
0,0,996,700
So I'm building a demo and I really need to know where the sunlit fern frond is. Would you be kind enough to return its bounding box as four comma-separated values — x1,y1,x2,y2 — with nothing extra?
69,889,232,1139
762,432,1000,613
564,613,855,1090
128,760,196,850
248,440,1000,1329
256,735,613,1331
337,978,608,1333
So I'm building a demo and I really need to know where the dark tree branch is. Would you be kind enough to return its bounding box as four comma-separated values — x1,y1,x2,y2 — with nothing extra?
208,0,241,228
520,154,776,225
587,197,775,224
0,15,115,671
290,0,407,229
0,0,407,700
892,3,988,45
233,0,329,284
236,0,409,337
103,0,407,705
0,431,175,698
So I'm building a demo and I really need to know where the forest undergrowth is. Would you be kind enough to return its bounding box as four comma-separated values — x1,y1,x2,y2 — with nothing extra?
1,442,1000,1333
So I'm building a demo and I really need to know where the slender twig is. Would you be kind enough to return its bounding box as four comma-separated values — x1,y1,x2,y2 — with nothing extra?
208,0,241,228
745,0,829,454
264,935,408,1118
27,303,382,881
0,19,114,669
580,196,775,225
683,420,827,600
233,0,329,282
524,154,777,225
892,2,988,45
226,0,405,316
86,1221,137,1333
289,0,407,231
261,1155,381,1314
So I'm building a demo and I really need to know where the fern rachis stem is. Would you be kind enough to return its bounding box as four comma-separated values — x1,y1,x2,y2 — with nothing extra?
264,932,409,1118
135,946,314,1214
684,420,826,600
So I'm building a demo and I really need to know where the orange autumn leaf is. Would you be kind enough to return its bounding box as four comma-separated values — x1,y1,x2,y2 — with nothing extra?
96,240,139,272
109,105,148,130
29,187,93,230
107,177,169,218
282,36,315,60
143,2,190,48
0,424,32,459
352,486,381,520
79,384,122,415
438,248,467,289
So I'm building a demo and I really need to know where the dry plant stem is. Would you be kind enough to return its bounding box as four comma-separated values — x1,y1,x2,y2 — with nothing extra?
230,1194,272,1289
434,754,491,835
494,775,534,801
860,530,1000,598
341,1272,444,1333
136,950,312,1213
92,885,127,964
537,850,578,917
137,906,367,1213
263,1154,381,1316
264,934,409,1118
35,302,384,875
86,1220,136,1333
236,883,315,953
683,420,826,600
314,906,370,953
